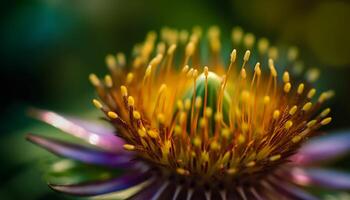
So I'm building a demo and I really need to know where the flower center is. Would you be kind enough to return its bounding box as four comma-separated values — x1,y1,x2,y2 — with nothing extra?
89,27,333,188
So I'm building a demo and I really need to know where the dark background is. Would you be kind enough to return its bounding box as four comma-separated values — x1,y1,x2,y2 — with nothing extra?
1,0,350,199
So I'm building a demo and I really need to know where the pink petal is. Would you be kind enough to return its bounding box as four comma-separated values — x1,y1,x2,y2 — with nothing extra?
292,130,350,165
290,167,350,189
27,134,132,168
29,108,124,152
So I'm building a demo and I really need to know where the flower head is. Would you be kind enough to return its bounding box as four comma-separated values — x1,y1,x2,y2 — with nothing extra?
27,26,348,200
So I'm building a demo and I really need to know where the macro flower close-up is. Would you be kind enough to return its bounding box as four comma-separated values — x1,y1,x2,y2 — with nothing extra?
2,1,350,200
26,25,348,199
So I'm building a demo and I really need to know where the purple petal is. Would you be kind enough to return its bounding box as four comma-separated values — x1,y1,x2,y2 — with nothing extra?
29,108,124,152
268,178,319,200
27,134,132,167
291,130,350,165
49,173,151,196
290,167,350,189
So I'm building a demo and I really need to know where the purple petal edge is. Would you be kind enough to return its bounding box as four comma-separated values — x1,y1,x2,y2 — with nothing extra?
290,168,350,189
49,173,151,196
29,108,124,152
27,134,132,168
292,130,350,165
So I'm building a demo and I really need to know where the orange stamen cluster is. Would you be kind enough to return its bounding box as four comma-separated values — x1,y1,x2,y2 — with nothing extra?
90,26,333,186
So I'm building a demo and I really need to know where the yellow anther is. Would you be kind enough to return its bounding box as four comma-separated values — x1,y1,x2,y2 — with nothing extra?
254,62,261,76
268,47,278,60
128,96,135,106
292,136,302,143
133,111,141,119
147,130,159,138
269,154,281,161
318,90,335,103
117,52,126,66
284,83,292,93
104,75,113,88
241,122,249,132
243,50,251,62
246,161,256,167
285,120,293,129
222,151,231,164
199,117,206,128
176,168,189,176
157,113,165,124
321,117,332,125
167,44,177,55
123,144,135,151
126,73,134,84
297,83,305,95
306,68,320,83
121,85,128,96
193,137,201,147
227,168,237,175
289,105,298,115
107,111,118,119
92,99,103,109
258,38,269,54
307,120,317,128
302,102,312,111
185,42,195,57
210,141,221,151
243,33,255,48
263,96,270,105
105,54,117,70
283,72,290,83
174,125,182,135
195,97,202,109
232,27,243,44
230,49,237,63
89,73,100,86
184,99,191,110
138,129,146,137
307,89,316,99
238,134,245,144
273,110,280,119
320,108,331,118
192,69,198,78
182,65,189,73
177,100,184,110
214,112,223,122
205,107,213,118
201,151,209,162
221,128,231,139
287,46,299,61
159,84,167,93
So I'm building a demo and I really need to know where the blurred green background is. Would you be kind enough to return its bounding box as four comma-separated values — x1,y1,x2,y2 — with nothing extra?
1,0,350,199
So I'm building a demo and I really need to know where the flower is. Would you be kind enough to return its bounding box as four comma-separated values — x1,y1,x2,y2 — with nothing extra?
27,26,349,199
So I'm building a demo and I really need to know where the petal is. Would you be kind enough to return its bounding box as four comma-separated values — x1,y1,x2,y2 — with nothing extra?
290,168,350,189
29,108,124,152
267,178,319,200
27,134,132,167
49,173,151,196
292,130,350,165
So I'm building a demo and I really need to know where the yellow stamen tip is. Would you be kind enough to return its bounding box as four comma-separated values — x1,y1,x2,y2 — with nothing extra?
230,49,237,63
107,111,118,119
133,111,141,119
147,130,159,138
273,110,280,119
307,89,316,99
243,50,251,62
283,71,290,83
89,73,100,86
128,96,135,107
269,154,281,161
123,144,135,151
92,99,103,109
320,108,331,118
284,83,292,93
289,105,298,115
321,117,332,125
121,85,128,96
297,83,305,95
104,75,113,88
302,102,312,111
285,120,293,129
